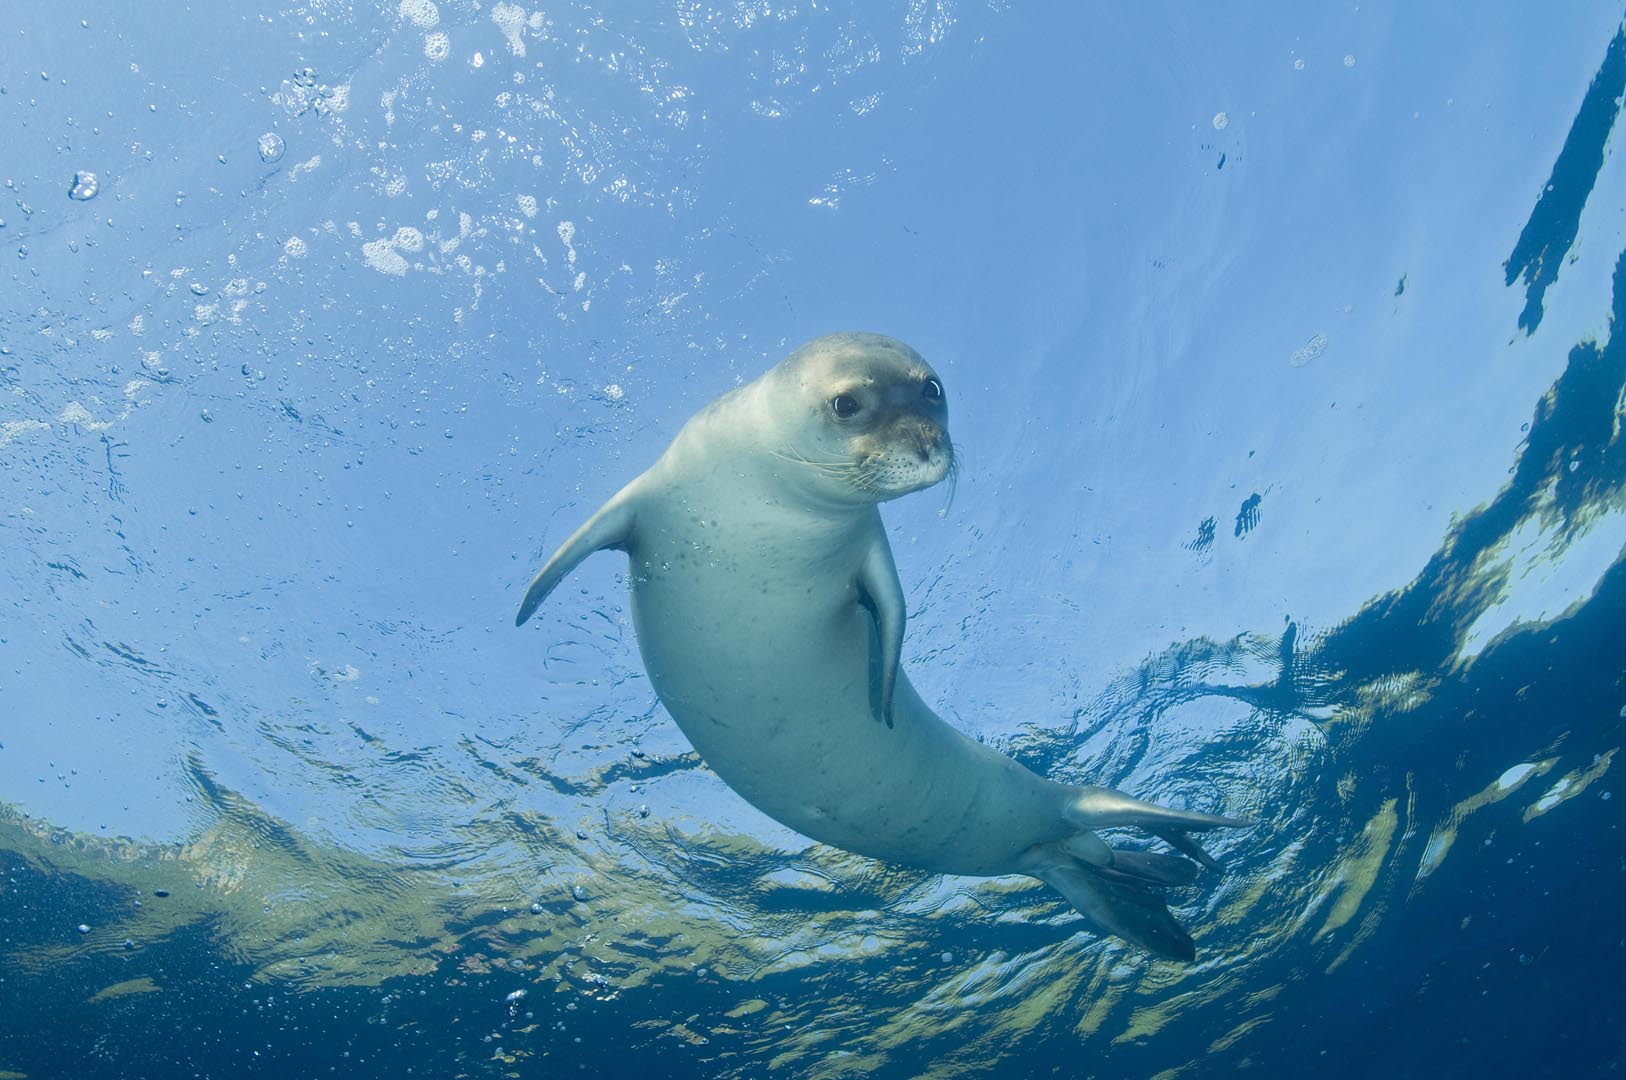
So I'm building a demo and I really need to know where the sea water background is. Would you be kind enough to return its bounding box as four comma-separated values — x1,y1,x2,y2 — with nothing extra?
2,3,1624,1077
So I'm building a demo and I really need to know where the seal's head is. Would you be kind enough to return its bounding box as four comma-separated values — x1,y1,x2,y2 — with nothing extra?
769,332,954,504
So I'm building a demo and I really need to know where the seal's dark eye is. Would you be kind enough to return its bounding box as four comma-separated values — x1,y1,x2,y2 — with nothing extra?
922,378,943,401
831,394,861,419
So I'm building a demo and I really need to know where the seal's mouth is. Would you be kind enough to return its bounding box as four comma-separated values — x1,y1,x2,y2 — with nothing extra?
773,421,954,504
861,436,955,501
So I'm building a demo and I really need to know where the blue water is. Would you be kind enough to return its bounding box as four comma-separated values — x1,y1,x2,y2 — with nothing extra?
3,3,1624,1077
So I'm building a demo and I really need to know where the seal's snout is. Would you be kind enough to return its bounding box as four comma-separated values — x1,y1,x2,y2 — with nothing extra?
908,423,934,462
894,417,947,463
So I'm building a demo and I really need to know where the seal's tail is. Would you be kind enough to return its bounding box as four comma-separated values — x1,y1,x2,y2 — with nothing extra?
1020,786,1251,961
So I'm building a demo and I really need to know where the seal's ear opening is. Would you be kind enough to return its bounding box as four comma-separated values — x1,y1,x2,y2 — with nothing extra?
515,489,637,627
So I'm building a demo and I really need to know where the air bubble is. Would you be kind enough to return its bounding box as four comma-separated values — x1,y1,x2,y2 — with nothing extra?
400,0,440,28
68,171,99,200
570,884,588,901
1211,112,1229,131
257,132,286,163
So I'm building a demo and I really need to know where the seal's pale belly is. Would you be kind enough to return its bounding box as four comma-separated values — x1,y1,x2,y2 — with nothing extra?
626,506,1067,877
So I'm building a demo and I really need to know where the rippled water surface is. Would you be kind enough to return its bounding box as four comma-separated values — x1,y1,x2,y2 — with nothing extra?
3,4,1624,1078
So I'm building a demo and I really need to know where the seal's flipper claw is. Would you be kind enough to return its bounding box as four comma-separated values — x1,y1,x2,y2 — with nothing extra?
515,489,637,627
857,531,906,728
1030,854,1197,962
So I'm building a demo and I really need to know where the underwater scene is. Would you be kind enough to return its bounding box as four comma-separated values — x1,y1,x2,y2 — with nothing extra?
2,3,1624,1077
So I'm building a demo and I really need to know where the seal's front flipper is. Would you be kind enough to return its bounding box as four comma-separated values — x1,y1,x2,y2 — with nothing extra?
515,491,637,627
856,535,905,727
1029,853,1197,962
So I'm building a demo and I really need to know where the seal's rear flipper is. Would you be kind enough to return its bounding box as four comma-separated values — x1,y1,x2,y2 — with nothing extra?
1030,854,1197,963
514,491,637,627
1064,786,1251,872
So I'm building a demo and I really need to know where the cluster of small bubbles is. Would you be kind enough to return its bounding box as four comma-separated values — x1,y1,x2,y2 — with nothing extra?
68,171,99,200
400,0,439,28
424,32,451,62
257,132,286,163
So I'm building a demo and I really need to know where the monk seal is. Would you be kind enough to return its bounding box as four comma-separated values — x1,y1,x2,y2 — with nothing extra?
516,332,1248,960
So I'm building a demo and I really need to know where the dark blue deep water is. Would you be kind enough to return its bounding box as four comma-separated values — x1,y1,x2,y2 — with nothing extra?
3,4,1624,1078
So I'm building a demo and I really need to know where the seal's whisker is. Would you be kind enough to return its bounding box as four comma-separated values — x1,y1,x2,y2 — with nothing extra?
937,441,961,516
770,447,882,493
770,449,864,470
